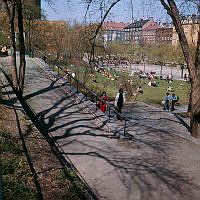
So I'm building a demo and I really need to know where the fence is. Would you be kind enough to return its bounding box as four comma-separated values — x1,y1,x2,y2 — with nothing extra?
34,51,129,136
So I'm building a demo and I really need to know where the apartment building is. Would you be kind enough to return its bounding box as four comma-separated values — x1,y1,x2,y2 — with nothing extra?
102,22,129,45
124,17,155,44
172,15,200,46
156,23,173,44
141,23,160,44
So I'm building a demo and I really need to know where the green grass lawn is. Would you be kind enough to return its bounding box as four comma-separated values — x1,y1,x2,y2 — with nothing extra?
61,65,121,99
59,64,190,107
136,79,190,107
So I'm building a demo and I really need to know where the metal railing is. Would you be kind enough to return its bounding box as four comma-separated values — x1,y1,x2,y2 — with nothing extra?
34,51,129,136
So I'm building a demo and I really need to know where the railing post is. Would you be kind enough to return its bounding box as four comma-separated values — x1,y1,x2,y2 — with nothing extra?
124,119,127,136
77,81,79,93
96,96,98,111
108,106,111,119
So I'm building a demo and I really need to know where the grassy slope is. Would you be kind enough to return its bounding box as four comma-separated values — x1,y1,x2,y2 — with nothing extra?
60,64,190,107
136,79,190,107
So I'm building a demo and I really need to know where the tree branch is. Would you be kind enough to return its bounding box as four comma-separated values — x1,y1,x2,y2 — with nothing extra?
160,0,172,15
89,0,122,63
165,0,196,79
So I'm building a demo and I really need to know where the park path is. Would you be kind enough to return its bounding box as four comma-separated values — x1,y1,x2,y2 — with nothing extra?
131,64,188,80
1,56,200,200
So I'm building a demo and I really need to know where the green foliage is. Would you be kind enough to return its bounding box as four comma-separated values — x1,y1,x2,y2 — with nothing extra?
56,169,88,200
0,131,37,200
23,115,30,120
0,132,22,154
145,44,185,64
3,174,36,200
61,63,190,106
105,41,141,62
0,31,9,47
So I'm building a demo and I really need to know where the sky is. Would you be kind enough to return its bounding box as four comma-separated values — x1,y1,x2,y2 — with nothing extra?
41,0,170,24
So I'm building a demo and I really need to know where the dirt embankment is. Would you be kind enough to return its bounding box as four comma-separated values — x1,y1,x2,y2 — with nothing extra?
0,84,87,200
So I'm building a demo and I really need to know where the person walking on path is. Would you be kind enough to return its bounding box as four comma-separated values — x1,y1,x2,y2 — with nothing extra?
163,92,170,111
115,88,126,119
170,93,177,111
97,91,108,113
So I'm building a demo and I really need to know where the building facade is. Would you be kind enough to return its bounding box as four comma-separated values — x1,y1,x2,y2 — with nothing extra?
172,15,200,46
102,22,129,45
156,23,173,44
124,17,155,44
141,23,160,44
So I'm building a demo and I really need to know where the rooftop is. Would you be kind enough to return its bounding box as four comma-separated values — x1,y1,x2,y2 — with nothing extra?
143,23,160,31
102,22,130,31
124,19,149,29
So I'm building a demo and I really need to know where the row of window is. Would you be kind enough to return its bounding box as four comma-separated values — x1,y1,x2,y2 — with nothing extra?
104,30,172,42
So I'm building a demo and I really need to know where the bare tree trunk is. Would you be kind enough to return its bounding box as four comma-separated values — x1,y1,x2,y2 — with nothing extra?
191,29,200,136
89,0,122,63
16,0,26,98
190,79,200,136
3,0,19,89
160,0,200,136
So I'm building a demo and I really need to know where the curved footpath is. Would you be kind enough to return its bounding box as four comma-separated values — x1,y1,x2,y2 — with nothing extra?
1,56,200,200
107,63,189,80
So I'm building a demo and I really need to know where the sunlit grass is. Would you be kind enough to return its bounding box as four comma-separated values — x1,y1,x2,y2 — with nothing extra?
136,79,190,107
60,65,190,107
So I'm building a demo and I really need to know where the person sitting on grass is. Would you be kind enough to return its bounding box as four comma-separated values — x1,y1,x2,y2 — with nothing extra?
167,86,173,92
1,46,8,56
151,81,158,87
137,86,143,94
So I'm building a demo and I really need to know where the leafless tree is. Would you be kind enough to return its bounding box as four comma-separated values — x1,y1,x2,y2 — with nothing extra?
3,0,26,98
160,0,200,136
3,0,18,88
16,0,26,95
86,0,123,63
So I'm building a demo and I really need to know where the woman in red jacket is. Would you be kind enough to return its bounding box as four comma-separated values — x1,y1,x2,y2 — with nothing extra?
97,91,108,113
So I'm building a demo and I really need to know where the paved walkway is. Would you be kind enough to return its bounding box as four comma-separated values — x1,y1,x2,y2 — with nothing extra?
107,63,189,80
1,56,200,200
